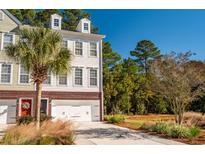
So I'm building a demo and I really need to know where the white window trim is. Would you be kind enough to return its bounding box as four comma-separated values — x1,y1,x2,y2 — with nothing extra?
1,33,15,51
57,73,69,87
89,42,98,58
18,64,31,85
18,98,34,117
0,63,13,85
74,41,83,57
88,68,98,87
41,98,49,115
73,67,83,87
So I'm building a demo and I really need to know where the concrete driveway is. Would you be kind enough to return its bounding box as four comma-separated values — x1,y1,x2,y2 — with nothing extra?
75,122,185,145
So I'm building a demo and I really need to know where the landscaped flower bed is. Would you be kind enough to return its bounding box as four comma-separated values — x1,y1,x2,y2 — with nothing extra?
106,114,205,144
0,120,75,145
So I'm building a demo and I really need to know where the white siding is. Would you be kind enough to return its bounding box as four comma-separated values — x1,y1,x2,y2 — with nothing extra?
42,38,101,92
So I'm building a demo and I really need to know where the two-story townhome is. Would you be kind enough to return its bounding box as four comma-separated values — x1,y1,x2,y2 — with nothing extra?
0,9,105,124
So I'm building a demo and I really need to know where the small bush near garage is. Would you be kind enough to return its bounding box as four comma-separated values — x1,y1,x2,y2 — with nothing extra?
1,120,75,145
107,115,125,124
16,116,34,125
17,114,52,125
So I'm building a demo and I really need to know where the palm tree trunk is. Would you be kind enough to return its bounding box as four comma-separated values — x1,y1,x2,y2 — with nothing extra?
36,81,42,129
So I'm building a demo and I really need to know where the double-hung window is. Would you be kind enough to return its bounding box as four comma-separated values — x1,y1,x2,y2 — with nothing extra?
19,65,29,84
43,71,51,85
90,42,97,57
90,69,97,86
75,41,83,56
84,23,89,31
75,68,83,86
58,73,67,85
3,34,14,49
1,64,12,84
54,19,59,27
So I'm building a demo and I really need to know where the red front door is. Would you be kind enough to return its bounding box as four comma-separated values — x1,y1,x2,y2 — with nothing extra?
21,99,32,116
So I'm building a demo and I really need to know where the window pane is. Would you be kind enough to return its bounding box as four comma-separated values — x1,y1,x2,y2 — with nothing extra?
90,43,97,56
20,65,29,84
90,69,97,86
1,74,10,83
20,75,29,83
1,64,11,73
54,19,59,26
59,74,67,85
75,69,82,85
75,42,83,55
1,64,11,84
3,34,13,49
84,23,88,30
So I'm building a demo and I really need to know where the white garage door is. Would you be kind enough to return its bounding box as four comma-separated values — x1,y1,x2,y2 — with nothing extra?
52,105,92,122
0,100,16,124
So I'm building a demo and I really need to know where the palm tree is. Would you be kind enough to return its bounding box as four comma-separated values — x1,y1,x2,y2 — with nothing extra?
5,27,72,129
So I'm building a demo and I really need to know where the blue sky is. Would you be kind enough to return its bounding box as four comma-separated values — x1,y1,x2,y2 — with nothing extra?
86,9,205,60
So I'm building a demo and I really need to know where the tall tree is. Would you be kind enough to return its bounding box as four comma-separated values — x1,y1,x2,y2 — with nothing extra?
151,52,205,124
130,40,160,75
5,28,72,129
9,9,99,33
102,41,121,114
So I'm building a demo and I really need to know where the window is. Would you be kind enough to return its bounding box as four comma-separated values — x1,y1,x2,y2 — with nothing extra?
43,71,51,85
41,99,48,115
0,11,3,21
75,68,83,85
3,34,13,49
58,73,67,85
1,64,11,84
90,69,97,86
62,40,67,48
90,42,97,57
84,23,89,30
19,65,29,84
75,41,83,55
54,19,59,27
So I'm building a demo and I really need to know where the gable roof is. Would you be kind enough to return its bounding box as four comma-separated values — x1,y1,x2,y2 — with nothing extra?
1,9,22,25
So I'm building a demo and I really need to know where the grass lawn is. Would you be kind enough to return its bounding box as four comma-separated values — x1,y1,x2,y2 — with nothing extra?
107,114,205,145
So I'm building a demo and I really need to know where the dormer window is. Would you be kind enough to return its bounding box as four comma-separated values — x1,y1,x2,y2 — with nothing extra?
50,14,62,30
54,19,59,27
84,23,89,31
76,18,91,34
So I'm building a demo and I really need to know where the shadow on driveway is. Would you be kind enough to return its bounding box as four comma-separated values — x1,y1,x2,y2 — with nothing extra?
76,127,142,140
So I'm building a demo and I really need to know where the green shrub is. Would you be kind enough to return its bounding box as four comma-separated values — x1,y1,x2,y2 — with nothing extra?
189,126,201,138
1,120,75,145
137,103,146,115
17,116,34,125
17,114,52,125
170,125,190,138
151,122,171,134
107,115,125,124
141,122,201,139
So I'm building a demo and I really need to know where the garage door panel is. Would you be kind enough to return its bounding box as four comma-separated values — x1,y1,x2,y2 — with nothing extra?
0,100,16,124
52,105,92,122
